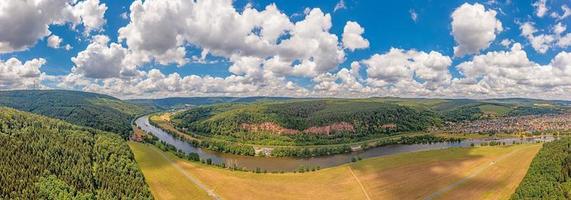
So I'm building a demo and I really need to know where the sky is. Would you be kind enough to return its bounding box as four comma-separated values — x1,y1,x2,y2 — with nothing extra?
1,0,571,99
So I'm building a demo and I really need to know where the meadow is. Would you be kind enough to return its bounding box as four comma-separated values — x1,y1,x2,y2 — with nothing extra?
129,142,541,200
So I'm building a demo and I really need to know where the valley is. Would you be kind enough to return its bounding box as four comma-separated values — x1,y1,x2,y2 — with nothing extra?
1,90,571,199
4,0,571,199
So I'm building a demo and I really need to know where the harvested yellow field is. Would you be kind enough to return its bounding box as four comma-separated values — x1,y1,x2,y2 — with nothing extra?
149,114,179,134
129,142,541,200
129,142,211,200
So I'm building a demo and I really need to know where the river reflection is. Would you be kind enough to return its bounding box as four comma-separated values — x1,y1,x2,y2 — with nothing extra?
135,116,553,171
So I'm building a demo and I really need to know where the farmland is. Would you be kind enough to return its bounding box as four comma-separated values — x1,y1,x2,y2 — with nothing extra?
129,142,541,200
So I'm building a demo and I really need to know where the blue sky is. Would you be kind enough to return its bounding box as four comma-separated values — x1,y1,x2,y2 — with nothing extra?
1,0,570,99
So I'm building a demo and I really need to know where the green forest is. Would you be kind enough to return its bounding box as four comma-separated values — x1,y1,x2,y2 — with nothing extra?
170,100,443,145
512,138,571,199
170,98,567,146
0,90,152,138
0,107,152,199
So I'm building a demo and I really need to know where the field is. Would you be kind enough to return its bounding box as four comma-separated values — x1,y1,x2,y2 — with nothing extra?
129,142,211,200
129,142,541,200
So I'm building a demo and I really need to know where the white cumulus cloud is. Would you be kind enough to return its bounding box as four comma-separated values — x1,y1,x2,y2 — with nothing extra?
533,0,549,17
451,3,503,57
0,58,46,89
342,21,370,51
47,35,63,49
0,0,107,53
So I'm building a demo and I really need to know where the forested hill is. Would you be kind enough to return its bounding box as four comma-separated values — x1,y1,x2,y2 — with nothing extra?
129,96,292,109
0,107,152,199
171,100,443,145
170,98,570,146
0,90,151,138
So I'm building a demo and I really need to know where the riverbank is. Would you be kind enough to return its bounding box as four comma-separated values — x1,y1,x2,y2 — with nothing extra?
146,113,463,157
129,142,541,200
136,115,552,171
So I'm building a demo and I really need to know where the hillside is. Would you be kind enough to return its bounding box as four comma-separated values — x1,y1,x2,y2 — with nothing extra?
129,96,293,109
0,107,152,199
171,99,443,145
169,98,569,146
0,90,151,138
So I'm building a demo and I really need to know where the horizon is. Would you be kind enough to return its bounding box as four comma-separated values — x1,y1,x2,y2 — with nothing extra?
1,0,571,99
3,88,571,102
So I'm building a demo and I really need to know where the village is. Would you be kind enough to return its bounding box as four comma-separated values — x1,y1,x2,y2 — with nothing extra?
436,114,571,134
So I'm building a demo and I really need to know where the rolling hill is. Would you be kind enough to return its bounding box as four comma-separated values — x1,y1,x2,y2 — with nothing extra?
0,107,152,199
0,90,152,138
170,99,443,145
129,96,293,109
169,98,570,146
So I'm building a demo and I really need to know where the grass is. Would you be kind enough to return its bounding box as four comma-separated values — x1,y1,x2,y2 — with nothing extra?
129,142,541,200
129,142,211,200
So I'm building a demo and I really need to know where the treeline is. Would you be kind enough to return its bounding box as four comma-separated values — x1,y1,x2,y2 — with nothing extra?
271,135,462,158
441,106,483,122
271,145,352,157
508,106,563,117
440,104,565,123
511,138,571,199
0,107,152,199
0,90,149,138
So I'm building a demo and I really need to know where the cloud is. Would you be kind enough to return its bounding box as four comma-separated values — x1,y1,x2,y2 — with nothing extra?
77,69,309,99
451,3,503,57
118,0,346,77
533,0,549,17
47,35,63,49
559,33,571,48
520,22,569,53
453,43,571,97
520,22,555,54
553,22,566,35
70,35,138,79
550,5,571,20
334,0,346,12
0,58,46,89
18,0,571,100
0,0,107,53
362,48,452,90
71,0,108,34
313,61,365,95
342,21,370,51
500,39,513,47
410,9,418,22
562,5,571,19
64,44,73,51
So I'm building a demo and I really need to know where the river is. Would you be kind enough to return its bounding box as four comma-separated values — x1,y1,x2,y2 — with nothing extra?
135,116,553,171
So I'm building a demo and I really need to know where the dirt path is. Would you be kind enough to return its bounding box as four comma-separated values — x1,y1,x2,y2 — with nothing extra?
423,146,528,200
348,166,371,200
149,147,222,200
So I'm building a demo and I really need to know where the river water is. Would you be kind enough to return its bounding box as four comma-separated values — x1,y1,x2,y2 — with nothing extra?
135,116,553,171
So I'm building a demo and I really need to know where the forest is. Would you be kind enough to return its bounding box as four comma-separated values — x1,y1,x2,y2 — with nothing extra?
0,107,152,199
169,99,570,146
171,100,444,145
0,90,152,138
512,137,571,199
